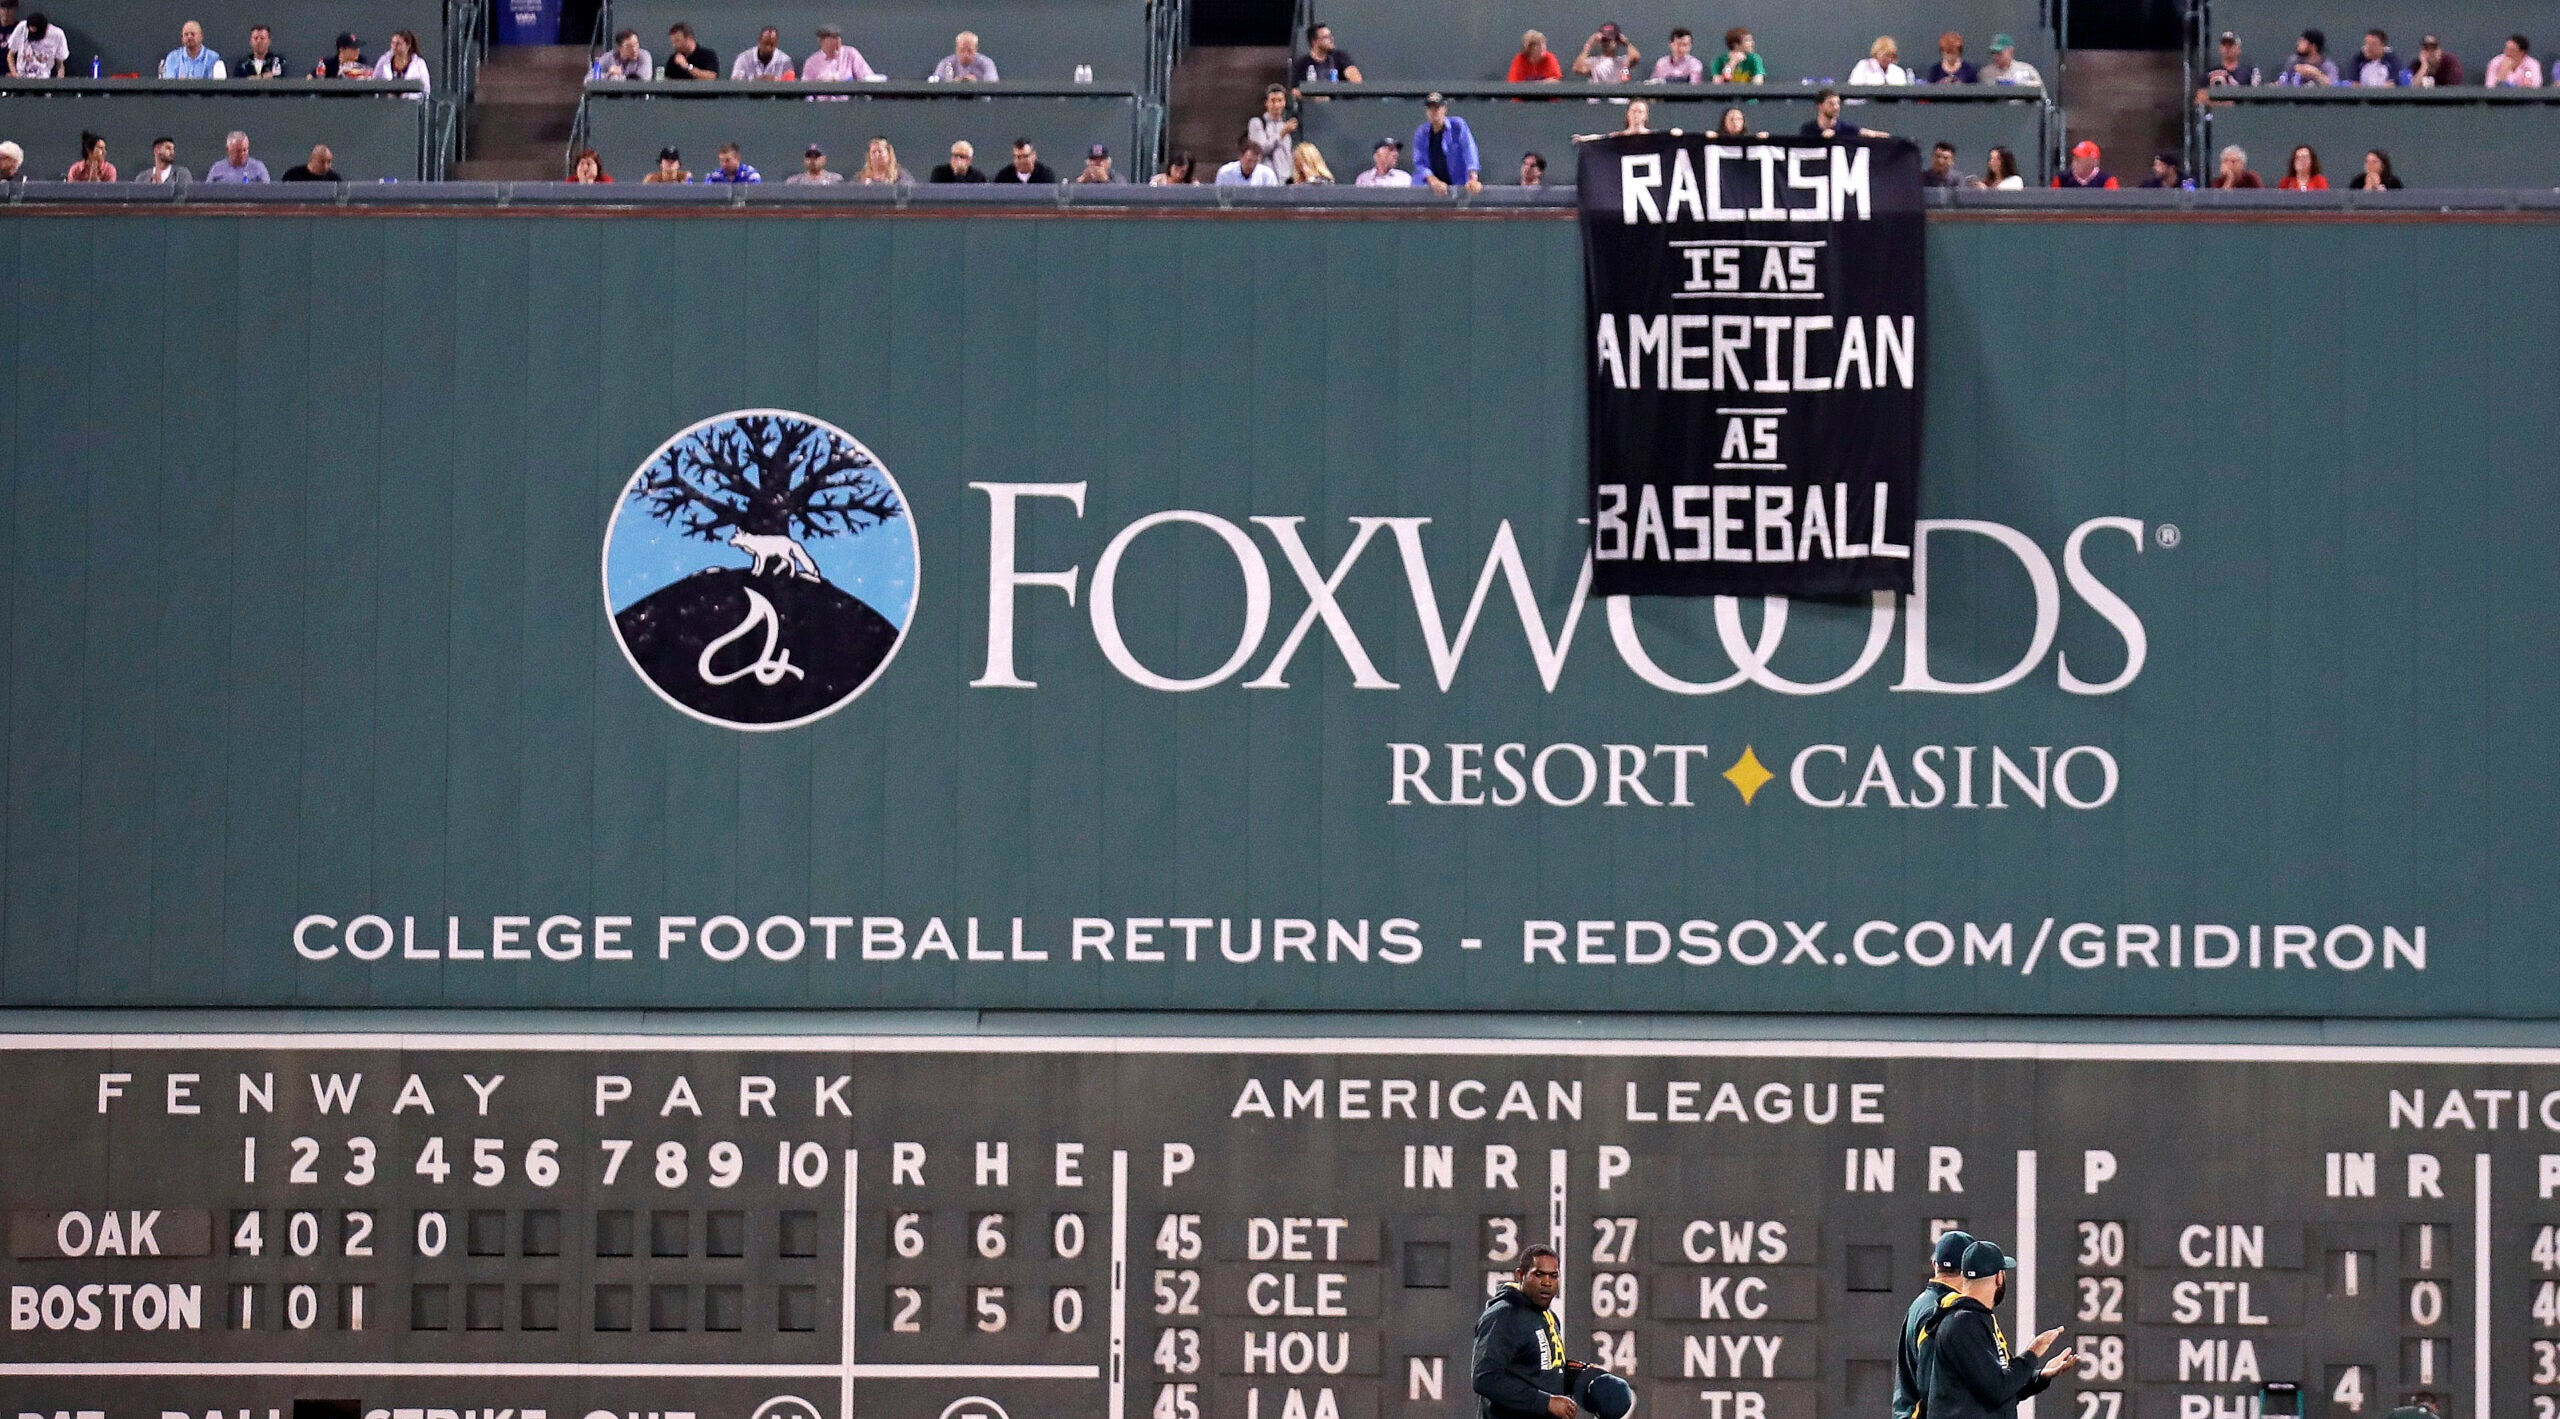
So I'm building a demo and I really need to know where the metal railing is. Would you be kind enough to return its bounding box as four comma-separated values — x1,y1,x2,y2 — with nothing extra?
1140,0,1187,173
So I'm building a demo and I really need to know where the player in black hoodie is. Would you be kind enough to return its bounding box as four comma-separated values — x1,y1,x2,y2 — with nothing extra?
1920,1239,2074,1419
1473,1245,1635,1419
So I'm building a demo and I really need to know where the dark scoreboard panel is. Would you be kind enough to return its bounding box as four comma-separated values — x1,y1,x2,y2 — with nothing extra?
3,1034,2554,1419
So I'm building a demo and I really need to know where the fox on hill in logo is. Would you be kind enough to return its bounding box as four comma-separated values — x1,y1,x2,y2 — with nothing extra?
603,410,917,730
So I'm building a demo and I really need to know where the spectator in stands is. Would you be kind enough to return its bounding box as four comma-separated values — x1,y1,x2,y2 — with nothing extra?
1801,88,1889,138
2410,35,2461,85
733,28,794,80
802,25,873,83
644,147,690,182
2203,30,2260,87
1922,141,1960,186
2053,139,2117,187
2485,35,2541,86
1652,28,1702,82
858,136,911,183
65,131,113,181
1296,23,1360,87
2349,148,2401,188
1509,31,1562,82
930,140,984,182
1214,133,1281,186
236,25,287,78
1152,149,1197,184
2350,29,2407,86
1927,33,1977,83
204,130,271,182
705,141,761,183
1984,146,2023,187
1615,98,1651,135
2280,29,2337,85
1981,32,2040,84
141,137,190,183
1292,142,1333,183
1078,144,1121,182
1355,136,1409,186
664,23,716,78
5,11,64,75
568,148,612,181
591,30,649,80
313,33,368,79
163,21,228,78
0,142,21,180
1851,36,1911,84
1717,106,1756,138
281,143,338,181
1715,27,1763,82
374,29,429,96
993,138,1054,184
2211,144,2262,186
2278,144,2326,188
1518,151,1544,184
931,30,996,81
1411,92,1481,192
1249,84,1297,172
2141,151,2191,187
785,144,842,184
1573,24,1640,82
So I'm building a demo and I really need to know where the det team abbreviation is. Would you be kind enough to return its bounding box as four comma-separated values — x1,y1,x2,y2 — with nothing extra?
286,914,2431,976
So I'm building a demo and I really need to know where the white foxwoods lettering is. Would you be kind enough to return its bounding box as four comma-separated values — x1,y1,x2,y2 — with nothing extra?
971,484,2148,698
1592,482,1908,565
1619,143,1875,226
1591,312,1917,393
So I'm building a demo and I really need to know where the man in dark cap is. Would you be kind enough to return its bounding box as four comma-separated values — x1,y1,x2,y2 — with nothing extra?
1895,1231,1973,1419
1920,1239,2073,1419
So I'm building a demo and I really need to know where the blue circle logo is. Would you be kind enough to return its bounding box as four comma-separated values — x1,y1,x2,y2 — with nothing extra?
603,409,917,730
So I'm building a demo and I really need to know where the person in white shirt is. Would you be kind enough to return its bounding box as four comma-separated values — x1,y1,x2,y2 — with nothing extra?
5,12,66,76
1573,23,1639,82
1354,136,1411,186
1247,84,1295,175
732,27,795,80
1980,33,2042,86
373,29,429,97
1849,35,1911,84
589,29,650,81
800,25,873,82
1214,134,1282,186
930,30,997,81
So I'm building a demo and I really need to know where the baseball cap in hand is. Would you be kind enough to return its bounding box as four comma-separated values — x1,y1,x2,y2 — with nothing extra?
1932,1230,1977,1270
1961,1239,2019,1280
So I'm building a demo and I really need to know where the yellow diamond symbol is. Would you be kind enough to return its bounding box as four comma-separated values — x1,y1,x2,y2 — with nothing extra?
1724,746,1775,805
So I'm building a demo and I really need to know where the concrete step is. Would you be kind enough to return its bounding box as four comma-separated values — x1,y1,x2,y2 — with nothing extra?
453,156,563,181
2057,48,2185,177
466,45,588,171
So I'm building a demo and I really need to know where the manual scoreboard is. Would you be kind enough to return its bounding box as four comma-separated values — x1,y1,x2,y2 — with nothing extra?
3,1035,2552,1419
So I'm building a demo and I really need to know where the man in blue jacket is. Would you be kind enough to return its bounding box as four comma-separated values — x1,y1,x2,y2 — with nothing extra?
1412,93,1483,194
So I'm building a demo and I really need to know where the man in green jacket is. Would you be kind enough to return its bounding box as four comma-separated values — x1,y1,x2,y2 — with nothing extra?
1894,1231,1974,1419
1920,1239,2074,1419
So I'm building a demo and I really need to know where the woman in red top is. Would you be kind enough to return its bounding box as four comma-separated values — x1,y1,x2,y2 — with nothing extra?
2278,144,2327,189
66,131,115,181
1508,30,1562,81
568,148,613,182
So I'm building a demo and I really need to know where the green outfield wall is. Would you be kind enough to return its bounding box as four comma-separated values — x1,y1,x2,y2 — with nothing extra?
0,205,2552,1016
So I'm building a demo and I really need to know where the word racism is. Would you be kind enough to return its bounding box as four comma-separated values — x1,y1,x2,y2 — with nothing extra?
1580,134,1927,600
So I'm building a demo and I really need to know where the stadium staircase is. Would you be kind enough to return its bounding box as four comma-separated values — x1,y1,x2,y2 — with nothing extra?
2059,49,2184,179
456,44,588,180
1171,45,1288,168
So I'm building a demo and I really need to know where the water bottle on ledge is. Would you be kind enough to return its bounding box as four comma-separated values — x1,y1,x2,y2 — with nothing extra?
1074,64,1093,83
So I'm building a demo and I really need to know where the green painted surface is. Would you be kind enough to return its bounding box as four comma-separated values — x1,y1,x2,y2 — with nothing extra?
0,209,2553,1017
0,89,427,179
2205,98,2560,187
578,89,1140,184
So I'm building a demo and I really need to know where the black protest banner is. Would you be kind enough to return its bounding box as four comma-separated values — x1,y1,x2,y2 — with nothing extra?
1580,131,1925,598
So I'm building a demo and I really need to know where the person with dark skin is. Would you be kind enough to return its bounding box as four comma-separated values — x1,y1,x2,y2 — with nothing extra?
1475,1245,1578,1418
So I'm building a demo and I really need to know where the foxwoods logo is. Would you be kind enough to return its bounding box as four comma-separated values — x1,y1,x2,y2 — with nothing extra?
603,410,917,731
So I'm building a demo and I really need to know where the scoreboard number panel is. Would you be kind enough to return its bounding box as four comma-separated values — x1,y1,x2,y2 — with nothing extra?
1,1035,2554,1419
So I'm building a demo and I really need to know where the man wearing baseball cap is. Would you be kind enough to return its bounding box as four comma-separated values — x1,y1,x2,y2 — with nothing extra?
1894,1231,1973,1419
1919,1239,2072,1419
2053,140,2117,189
1981,33,2040,86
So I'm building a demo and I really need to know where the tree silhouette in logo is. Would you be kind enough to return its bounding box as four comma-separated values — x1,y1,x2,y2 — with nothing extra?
636,412,902,542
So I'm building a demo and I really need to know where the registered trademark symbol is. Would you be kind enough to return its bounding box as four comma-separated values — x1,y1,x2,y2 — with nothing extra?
2154,523,2182,549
